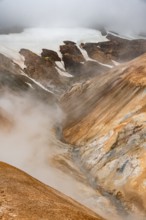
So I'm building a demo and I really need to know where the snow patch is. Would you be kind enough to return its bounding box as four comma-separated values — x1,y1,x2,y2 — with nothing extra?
97,61,113,68
0,28,107,68
79,47,93,61
25,82,33,89
55,61,66,71
112,60,120,66
55,67,73,78
22,73,53,94
55,61,73,77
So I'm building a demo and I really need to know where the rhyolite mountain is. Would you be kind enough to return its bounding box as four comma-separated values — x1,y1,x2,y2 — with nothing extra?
0,28,146,219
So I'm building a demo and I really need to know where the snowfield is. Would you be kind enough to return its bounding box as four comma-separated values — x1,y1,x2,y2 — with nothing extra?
0,27,107,68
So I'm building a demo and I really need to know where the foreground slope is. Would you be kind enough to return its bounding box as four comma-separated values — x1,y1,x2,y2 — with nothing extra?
0,162,104,220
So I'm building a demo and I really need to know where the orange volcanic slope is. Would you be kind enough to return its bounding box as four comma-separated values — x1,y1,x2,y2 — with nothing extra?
0,162,104,220
63,53,146,145
62,53,146,216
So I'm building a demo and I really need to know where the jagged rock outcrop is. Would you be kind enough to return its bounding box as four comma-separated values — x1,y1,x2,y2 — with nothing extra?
60,41,109,79
62,52,83,75
82,34,146,64
80,43,112,64
99,34,146,62
60,41,85,75
41,49,61,62
62,54,146,218
60,41,85,63
20,49,68,93
0,162,104,220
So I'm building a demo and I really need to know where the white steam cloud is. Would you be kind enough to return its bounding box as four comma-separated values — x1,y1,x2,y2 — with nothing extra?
0,0,145,35
0,92,63,180
0,91,104,216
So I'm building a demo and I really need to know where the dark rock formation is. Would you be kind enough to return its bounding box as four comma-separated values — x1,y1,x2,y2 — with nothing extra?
60,42,109,78
98,34,146,62
80,43,112,64
60,41,85,61
81,34,146,64
62,53,83,75
41,49,61,62
60,42,85,75
20,49,67,93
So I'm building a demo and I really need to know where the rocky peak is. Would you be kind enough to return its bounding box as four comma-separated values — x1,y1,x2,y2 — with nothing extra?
81,34,146,64
60,41,85,74
98,34,146,62
60,41,85,61
80,43,112,64
41,49,61,62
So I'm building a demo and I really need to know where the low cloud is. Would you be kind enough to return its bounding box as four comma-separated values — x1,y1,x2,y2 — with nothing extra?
0,0,145,35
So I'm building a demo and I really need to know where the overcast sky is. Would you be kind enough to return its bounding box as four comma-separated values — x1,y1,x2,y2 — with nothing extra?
0,0,145,34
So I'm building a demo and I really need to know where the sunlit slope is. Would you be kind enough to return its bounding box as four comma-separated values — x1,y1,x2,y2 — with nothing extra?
62,53,146,216
0,162,104,220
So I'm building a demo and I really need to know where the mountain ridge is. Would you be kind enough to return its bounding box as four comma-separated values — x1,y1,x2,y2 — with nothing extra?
0,29,146,219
